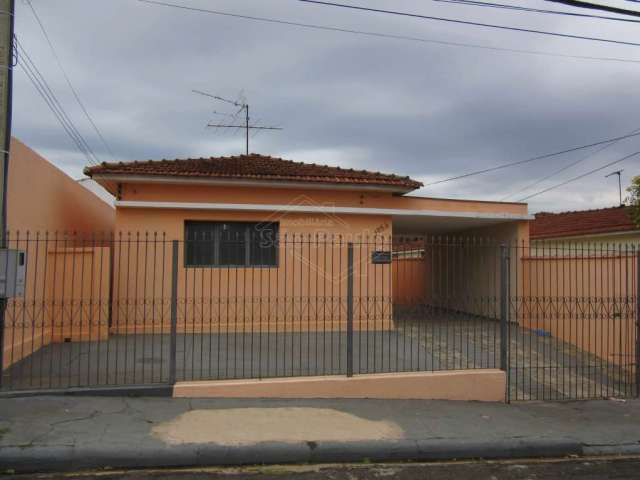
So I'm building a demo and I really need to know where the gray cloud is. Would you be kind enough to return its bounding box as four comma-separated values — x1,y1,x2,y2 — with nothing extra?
12,0,640,212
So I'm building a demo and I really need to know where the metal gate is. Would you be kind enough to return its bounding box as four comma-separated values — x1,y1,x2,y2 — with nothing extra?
505,241,639,401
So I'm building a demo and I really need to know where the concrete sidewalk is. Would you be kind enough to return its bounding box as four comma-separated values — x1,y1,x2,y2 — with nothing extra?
0,396,639,473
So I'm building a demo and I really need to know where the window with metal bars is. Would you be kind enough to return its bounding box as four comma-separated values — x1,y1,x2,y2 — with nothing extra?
184,221,279,267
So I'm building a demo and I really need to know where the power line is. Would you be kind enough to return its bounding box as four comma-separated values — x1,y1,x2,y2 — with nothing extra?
500,126,640,200
25,0,115,160
297,0,640,47
424,130,640,187
542,0,640,17
136,0,640,65
18,52,98,165
19,61,97,166
518,150,640,201
17,41,99,166
433,0,640,23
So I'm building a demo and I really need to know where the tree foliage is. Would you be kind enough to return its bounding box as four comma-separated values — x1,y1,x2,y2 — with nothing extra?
627,175,640,227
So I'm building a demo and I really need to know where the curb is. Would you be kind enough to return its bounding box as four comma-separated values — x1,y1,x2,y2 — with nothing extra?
0,438,592,474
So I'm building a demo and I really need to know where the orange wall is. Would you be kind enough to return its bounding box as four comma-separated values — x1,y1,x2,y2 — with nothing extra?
119,182,528,216
521,254,637,366
173,369,507,402
7,137,115,233
112,204,394,333
3,138,115,370
393,257,427,306
3,246,111,368
110,181,528,335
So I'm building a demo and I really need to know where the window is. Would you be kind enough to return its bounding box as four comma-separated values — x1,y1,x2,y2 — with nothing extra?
184,221,279,267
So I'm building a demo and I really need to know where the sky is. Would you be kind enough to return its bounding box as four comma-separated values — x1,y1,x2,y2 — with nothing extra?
11,0,640,213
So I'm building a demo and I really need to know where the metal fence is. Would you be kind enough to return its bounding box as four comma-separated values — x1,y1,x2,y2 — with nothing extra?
0,231,637,402
508,241,638,400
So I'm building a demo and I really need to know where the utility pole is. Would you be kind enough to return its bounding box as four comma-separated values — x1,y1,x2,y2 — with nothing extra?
0,0,14,239
605,169,624,206
192,90,282,155
0,0,14,388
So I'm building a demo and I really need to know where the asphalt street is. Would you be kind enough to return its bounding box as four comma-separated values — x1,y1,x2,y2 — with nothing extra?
5,456,640,480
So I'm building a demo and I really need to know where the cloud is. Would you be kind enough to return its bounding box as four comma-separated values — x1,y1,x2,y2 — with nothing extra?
11,0,640,214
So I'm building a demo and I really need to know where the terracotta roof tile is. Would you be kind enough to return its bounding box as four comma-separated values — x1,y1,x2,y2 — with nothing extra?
530,206,638,240
84,154,423,191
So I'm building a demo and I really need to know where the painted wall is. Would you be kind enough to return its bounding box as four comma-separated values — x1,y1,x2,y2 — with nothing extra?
7,138,115,233
117,182,529,217
2,138,115,370
173,369,507,402
417,221,529,319
531,231,640,256
521,254,637,366
3,245,111,370
112,182,529,331
112,198,394,334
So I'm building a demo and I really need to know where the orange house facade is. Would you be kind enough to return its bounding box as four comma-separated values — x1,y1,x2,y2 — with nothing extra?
84,155,531,337
5,150,636,402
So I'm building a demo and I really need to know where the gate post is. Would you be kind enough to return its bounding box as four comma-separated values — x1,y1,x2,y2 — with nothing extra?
636,250,640,398
346,242,354,378
169,240,179,385
500,244,509,372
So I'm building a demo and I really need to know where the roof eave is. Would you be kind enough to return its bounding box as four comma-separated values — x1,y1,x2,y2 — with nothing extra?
88,173,419,195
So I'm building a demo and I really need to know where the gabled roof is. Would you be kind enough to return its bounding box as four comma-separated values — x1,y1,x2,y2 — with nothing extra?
530,205,638,240
84,154,423,192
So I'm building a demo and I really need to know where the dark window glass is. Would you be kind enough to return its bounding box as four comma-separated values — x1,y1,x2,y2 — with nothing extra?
250,223,279,266
184,221,278,267
219,223,246,267
185,222,216,266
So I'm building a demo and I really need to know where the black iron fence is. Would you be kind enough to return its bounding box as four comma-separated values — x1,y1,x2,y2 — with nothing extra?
0,231,637,402
507,240,639,400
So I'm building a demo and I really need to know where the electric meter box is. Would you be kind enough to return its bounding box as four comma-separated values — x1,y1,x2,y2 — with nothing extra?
0,250,26,298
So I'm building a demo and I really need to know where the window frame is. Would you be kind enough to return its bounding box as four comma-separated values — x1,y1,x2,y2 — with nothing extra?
184,220,279,268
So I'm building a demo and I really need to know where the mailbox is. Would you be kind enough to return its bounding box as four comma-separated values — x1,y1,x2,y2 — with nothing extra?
0,249,26,298
371,250,392,265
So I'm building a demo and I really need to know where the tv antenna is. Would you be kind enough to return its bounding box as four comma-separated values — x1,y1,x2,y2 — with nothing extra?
605,169,624,206
193,90,282,155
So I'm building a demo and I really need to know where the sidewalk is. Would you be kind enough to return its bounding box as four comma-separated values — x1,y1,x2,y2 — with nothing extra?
1,395,639,473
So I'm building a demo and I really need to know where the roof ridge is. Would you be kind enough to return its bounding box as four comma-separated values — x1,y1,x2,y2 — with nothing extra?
84,153,423,190
535,205,630,216
531,204,637,239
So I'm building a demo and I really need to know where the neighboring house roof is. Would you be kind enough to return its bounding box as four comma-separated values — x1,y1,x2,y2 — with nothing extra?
530,206,638,240
84,154,423,192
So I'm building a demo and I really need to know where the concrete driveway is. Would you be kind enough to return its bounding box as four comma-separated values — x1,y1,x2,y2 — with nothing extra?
2,316,635,400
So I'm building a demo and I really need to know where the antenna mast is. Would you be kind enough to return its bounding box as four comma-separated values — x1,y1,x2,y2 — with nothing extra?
605,169,624,206
193,90,282,155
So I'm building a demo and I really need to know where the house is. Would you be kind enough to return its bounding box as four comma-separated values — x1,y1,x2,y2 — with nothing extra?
83,154,531,335
84,154,530,241
4,151,636,401
530,205,640,253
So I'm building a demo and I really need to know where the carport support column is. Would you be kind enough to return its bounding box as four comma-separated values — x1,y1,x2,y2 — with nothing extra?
169,240,179,385
346,242,354,377
500,244,509,372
